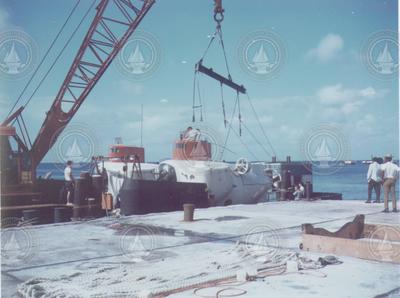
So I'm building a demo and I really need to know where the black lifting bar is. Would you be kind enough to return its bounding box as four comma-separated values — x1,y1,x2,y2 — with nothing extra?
195,61,246,95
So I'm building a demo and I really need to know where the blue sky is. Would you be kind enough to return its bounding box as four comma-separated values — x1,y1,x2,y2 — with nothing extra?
0,0,398,162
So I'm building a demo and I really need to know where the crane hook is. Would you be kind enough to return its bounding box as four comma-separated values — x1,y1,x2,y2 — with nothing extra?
214,0,224,24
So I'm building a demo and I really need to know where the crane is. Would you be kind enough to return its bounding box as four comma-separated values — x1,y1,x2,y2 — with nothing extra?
1,0,155,189
0,0,229,203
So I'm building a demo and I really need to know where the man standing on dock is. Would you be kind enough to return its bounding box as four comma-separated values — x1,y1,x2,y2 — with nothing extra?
64,160,75,206
366,157,383,203
381,154,399,213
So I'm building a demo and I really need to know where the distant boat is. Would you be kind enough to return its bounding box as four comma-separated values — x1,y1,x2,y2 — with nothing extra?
375,42,396,74
126,44,149,74
362,160,372,164
343,160,356,165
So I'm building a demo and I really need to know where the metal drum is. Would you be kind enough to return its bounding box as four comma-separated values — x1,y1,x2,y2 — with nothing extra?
91,174,104,217
73,177,89,219
54,207,71,223
305,182,313,199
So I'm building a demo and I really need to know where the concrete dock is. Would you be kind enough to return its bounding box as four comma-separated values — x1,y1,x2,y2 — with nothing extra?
2,200,400,297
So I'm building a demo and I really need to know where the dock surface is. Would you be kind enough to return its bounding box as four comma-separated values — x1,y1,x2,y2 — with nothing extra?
2,200,400,297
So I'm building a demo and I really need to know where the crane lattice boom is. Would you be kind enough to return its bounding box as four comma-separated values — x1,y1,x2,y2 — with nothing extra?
31,0,155,171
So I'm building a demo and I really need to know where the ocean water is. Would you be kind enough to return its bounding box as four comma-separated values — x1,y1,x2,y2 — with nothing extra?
312,162,399,199
38,162,399,200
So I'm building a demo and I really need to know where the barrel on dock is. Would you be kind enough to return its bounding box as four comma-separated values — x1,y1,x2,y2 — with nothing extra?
92,175,103,197
23,209,40,225
305,182,313,199
183,204,195,222
280,170,290,200
73,177,89,219
91,174,103,216
54,207,71,223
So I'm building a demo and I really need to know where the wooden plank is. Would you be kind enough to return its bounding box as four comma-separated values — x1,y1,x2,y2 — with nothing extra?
363,224,400,242
301,234,400,264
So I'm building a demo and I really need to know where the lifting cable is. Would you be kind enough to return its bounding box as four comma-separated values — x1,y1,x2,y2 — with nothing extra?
197,75,204,121
246,93,277,157
220,95,259,161
241,121,272,158
6,0,81,119
236,92,241,136
193,10,233,124
220,83,227,128
192,71,204,122
229,124,259,161
216,24,231,80
192,71,197,122
220,93,238,159
220,93,269,160
193,1,276,162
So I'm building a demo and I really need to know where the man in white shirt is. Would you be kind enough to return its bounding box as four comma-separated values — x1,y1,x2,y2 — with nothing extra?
366,157,383,203
381,154,399,212
183,126,199,141
64,160,74,205
293,183,305,200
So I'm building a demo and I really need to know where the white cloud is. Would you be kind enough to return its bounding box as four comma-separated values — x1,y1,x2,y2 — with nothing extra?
317,84,385,105
316,84,389,117
359,87,376,98
341,101,363,114
307,34,344,62
160,98,168,103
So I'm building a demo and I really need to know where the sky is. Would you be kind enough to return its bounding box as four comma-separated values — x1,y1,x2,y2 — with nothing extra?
0,0,398,163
